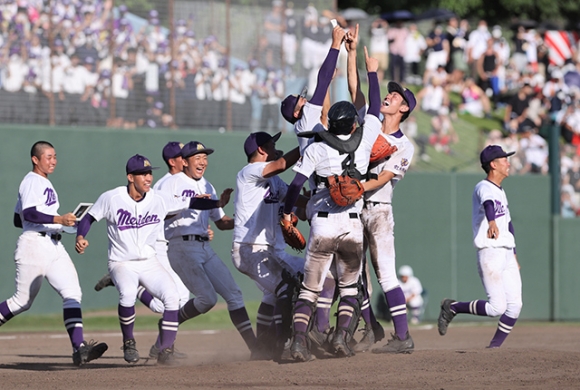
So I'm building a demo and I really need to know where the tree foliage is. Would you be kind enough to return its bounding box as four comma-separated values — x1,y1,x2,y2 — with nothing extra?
337,0,580,27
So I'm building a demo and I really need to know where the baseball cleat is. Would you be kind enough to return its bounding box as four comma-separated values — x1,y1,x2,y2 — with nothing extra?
149,343,188,359
157,346,178,366
438,299,457,336
308,326,333,358
353,324,376,353
332,331,355,358
94,274,114,291
72,340,108,366
290,337,315,362
371,331,414,354
122,338,140,363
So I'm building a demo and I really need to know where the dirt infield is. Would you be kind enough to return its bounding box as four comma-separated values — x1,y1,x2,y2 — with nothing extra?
1,322,580,389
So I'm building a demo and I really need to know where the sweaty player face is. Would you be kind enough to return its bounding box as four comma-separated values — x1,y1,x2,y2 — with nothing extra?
381,92,408,117
492,157,510,178
32,147,57,178
184,153,208,180
129,172,153,196
261,140,278,162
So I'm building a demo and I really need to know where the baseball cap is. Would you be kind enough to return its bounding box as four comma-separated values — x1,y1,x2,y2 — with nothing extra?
126,154,159,175
398,265,413,277
244,131,281,157
181,141,214,159
387,81,416,115
480,145,515,166
280,85,308,124
162,141,184,163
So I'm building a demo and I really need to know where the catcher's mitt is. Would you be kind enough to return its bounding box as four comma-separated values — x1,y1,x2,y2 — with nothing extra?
327,174,364,207
280,214,306,251
370,135,398,163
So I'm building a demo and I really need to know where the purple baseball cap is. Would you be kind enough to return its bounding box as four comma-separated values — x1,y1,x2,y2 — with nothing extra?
126,154,159,174
162,142,184,163
182,141,214,159
244,131,281,158
387,81,416,115
280,85,308,124
480,145,515,166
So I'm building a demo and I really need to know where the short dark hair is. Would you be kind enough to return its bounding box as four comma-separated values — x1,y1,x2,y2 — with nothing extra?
482,162,491,174
401,100,410,122
31,141,54,159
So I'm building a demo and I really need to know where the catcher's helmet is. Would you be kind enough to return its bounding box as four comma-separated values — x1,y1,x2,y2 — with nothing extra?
328,101,358,135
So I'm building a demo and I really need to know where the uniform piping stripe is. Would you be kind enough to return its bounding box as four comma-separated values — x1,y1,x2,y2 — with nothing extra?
257,319,272,326
469,301,477,314
318,297,332,304
64,317,83,325
498,322,513,333
294,313,310,321
65,323,83,330
294,318,309,326
338,306,355,315
389,304,406,313
237,323,253,332
391,309,407,317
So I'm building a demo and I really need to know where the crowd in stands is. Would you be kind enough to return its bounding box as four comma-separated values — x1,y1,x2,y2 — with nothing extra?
0,0,346,132
367,16,580,216
2,1,580,215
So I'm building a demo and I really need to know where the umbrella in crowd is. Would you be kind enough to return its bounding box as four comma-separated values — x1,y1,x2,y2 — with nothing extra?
509,19,537,30
381,10,414,23
415,8,456,22
340,8,369,21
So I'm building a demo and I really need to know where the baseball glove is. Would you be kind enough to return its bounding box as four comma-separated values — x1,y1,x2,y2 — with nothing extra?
370,136,398,163
280,214,306,251
327,174,364,207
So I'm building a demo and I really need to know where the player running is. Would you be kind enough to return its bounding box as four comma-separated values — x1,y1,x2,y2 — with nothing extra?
438,145,523,348
0,141,107,367
75,154,230,365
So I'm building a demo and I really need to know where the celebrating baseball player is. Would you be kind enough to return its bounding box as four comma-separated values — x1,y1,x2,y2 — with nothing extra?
0,141,107,367
438,145,522,348
280,24,346,154
75,154,230,365
281,47,382,362
353,76,417,354
156,140,259,357
232,132,305,360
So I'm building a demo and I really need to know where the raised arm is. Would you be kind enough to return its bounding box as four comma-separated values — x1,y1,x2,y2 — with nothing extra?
364,47,381,118
345,24,366,110
310,26,346,106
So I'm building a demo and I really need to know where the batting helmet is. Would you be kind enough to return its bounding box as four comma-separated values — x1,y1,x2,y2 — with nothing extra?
328,101,358,135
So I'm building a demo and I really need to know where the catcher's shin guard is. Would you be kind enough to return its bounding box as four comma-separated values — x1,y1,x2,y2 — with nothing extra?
335,283,364,344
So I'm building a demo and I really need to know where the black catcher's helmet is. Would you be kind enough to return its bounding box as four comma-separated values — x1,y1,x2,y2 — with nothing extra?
328,101,358,135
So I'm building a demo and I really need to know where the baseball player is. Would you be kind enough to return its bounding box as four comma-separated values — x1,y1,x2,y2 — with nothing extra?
281,47,382,362
232,131,305,360
398,265,425,325
438,145,522,348
75,154,230,365
353,79,417,354
0,141,107,366
156,140,259,357
280,24,347,153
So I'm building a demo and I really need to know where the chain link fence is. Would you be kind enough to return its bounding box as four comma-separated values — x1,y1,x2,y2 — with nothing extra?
0,0,350,133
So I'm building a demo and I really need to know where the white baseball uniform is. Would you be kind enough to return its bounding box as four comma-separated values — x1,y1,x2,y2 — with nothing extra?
232,162,294,306
88,186,188,310
159,172,245,313
293,115,381,301
361,131,415,293
5,172,82,318
472,179,521,318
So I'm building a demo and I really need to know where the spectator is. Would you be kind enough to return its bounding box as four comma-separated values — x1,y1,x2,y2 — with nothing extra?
403,23,426,85
504,83,534,133
459,77,491,118
518,125,549,174
477,38,499,104
387,20,408,83
429,106,457,154
424,24,449,85
263,0,285,68
416,77,449,116
369,18,389,84
466,20,490,80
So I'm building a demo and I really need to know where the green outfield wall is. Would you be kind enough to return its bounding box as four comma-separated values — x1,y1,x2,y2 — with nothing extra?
0,126,575,321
